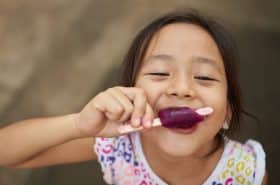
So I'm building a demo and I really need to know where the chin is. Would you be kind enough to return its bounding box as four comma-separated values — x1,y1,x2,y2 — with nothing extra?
155,128,202,158
159,138,199,158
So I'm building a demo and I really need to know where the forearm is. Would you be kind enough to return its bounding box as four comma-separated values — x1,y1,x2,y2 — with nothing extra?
0,113,81,167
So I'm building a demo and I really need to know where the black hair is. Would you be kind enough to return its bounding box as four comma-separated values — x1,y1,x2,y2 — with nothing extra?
119,9,258,138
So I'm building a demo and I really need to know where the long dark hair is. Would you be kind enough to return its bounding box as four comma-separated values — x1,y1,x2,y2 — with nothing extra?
118,9,258,137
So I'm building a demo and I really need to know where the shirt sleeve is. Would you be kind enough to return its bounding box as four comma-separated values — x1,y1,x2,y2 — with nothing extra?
245,139,266,185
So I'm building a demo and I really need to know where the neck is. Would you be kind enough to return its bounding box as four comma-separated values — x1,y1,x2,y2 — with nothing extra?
141,134,224,185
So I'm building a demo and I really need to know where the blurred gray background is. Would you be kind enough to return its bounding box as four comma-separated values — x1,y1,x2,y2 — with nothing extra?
0,0,279,185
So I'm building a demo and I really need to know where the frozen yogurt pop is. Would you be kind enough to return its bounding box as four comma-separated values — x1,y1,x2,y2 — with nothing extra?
118,106,213,134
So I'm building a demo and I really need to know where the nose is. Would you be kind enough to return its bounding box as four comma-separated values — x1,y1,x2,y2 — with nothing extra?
166,74,196,99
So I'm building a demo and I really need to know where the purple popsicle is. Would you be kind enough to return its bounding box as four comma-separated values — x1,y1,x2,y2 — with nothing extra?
158,107,204,129
118,106,213,134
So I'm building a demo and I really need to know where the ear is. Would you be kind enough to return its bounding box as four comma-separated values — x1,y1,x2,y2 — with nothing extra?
226,103,232,122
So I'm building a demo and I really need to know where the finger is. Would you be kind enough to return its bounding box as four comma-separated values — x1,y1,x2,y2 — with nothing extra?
98,92,124,121
91,93,106,112
107,88,134,123
116,87,147,128
130,89,146,128
142,103,155,129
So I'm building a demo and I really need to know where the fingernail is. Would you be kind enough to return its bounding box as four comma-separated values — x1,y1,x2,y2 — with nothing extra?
144,119,151,128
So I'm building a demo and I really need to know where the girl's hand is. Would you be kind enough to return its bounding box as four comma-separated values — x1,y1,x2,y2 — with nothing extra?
74,86,155,138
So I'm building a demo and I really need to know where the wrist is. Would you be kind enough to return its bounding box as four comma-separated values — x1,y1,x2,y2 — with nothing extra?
68,113,86,139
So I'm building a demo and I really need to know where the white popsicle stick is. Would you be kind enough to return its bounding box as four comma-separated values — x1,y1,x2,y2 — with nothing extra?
195,107,213,116
117,107,213,134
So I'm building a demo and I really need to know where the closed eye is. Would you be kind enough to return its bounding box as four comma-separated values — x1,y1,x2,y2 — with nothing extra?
194,76,217,81
147,73,169,76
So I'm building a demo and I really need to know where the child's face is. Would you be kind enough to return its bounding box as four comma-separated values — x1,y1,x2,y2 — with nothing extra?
135,23,230,157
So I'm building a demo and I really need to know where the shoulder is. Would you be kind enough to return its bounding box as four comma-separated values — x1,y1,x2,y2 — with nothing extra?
225,139,266,185
245,139,266,185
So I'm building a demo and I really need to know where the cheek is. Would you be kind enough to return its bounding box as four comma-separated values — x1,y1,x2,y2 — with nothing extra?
206,91,227,108
197,85,228,119
196,83,227,104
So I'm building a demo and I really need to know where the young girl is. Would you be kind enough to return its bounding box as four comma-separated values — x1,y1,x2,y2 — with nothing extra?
0,10,267,185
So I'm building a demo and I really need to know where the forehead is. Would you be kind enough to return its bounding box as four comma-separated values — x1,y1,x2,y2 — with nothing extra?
142,23,224,69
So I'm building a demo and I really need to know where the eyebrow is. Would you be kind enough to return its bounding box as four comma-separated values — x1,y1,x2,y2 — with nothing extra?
147,53,219,66
190,56,222,72
145,54,176,63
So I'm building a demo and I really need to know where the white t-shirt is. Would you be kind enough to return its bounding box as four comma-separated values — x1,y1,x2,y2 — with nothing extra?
94,132,266,185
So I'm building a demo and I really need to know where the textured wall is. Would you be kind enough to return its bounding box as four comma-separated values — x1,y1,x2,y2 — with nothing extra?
0,1,279,184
